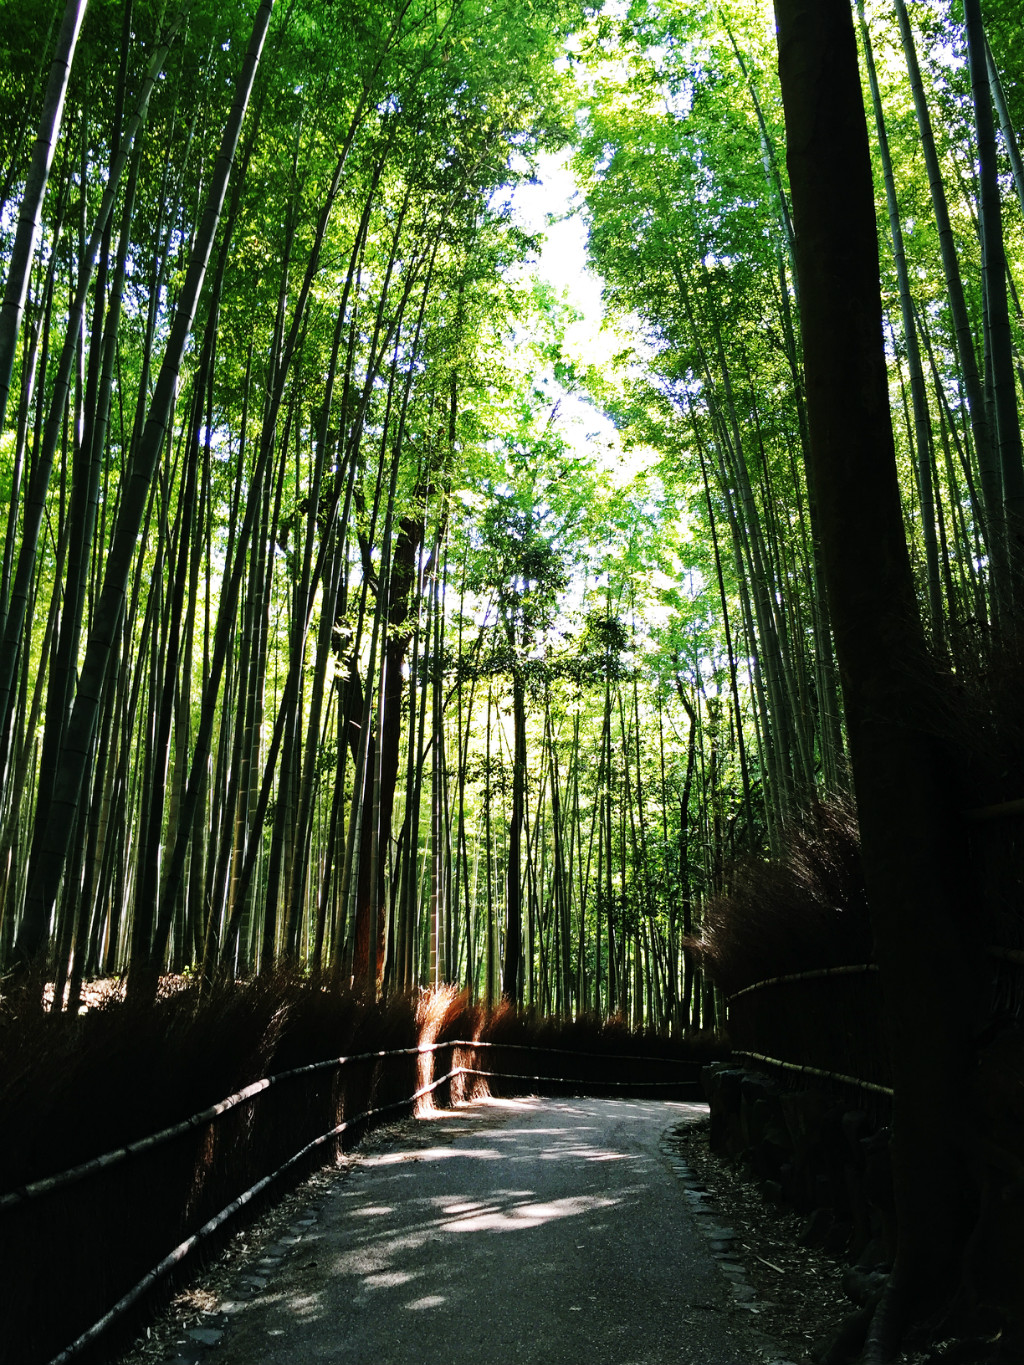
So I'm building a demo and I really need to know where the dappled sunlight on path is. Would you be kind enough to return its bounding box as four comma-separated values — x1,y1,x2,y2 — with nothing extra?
209,1098,777,1365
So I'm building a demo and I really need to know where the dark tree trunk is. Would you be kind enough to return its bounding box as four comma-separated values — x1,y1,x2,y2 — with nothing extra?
341,510,425,989
502,667,526,1002
773,1,982,1357
374,515,424,963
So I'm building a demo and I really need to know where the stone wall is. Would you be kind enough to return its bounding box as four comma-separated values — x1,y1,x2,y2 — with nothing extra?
701,1062,894,1288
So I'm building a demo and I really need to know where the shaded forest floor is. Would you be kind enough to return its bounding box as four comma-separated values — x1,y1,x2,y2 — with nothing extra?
672,1121,989,1365
673,1117,853,1363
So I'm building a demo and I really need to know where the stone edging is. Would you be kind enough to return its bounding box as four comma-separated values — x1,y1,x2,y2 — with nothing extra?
660,1125,801,1365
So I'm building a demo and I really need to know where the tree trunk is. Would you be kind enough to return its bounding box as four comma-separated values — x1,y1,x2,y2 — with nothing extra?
964,0,1024,579
773,1,981,1356
0,0,88,435
502,667,526,1001
891,0,1002,600
856,0,943,646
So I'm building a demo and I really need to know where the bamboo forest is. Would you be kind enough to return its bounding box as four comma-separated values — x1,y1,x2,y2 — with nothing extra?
0,0,1019,1013
5,0,1024,1362
0,0,1022,1011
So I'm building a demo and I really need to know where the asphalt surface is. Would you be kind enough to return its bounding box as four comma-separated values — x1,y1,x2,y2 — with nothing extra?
208,1097,789,1365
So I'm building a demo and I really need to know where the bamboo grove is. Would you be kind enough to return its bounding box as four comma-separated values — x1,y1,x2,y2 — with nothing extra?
1,0,1022,1024
576,0,1024,822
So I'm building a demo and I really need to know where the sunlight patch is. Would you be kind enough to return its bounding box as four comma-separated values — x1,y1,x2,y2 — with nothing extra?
538,1146,632,1162
398,1145,505,1163
442,1193,617,1232
362,1271,417,1290
286,1294,320,1316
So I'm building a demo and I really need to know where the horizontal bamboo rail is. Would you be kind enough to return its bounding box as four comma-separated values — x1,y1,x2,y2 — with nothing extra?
732,1049,893,1098
963,797,1024,822
457,1067,696,1089
726,963,878,1003
727,945,1024,1009
45,1066,461,1365
452,1040,698,1064
43,1047,699,1364
0,1042,450,1211
2,1041,697,1210
987,945,1024,965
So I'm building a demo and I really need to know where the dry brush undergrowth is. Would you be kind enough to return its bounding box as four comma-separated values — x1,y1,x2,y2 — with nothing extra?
686,797,872,1000
0,973,717,1365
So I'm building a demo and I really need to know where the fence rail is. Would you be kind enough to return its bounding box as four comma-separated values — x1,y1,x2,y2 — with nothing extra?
8,1038,697,1365
727,948,1023,1006
963,796,1024,822
728,941,1024,1102
731,1049,894,1097
45,1064,462,1365
726,962,878,1003
456,1066,695,1090
725,960,891,1098
0,1040,697,1212
0,1042,450,1211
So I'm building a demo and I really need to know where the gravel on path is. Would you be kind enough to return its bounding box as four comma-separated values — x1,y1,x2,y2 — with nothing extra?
120,1097,798,1365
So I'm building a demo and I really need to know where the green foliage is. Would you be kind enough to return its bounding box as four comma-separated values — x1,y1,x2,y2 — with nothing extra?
2,0,1020,1047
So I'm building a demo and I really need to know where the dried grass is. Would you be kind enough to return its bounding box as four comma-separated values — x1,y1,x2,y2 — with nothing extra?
686,797,872,1000
0,974,715,1364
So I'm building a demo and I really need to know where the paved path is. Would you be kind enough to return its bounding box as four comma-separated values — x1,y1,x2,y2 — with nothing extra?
208,1097,788,1365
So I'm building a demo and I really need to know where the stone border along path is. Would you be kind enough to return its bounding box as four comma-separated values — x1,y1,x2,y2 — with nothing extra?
659,1131,797,1365
118,1100,801,1365
659,1134,758,1303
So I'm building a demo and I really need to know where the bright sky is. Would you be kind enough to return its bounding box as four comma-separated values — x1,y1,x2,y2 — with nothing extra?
508,149,612,360
505,149,655,488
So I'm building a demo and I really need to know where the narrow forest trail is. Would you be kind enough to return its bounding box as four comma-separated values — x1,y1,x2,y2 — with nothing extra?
197,1098,788,1365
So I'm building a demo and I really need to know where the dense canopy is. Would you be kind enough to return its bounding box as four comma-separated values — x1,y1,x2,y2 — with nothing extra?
3,0,1024,1358
0,0,1021,1011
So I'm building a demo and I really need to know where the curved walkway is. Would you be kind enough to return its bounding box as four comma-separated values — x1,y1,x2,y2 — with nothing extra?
196,1098,792,1365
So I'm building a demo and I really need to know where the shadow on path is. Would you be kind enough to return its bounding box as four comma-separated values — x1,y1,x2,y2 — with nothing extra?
208,1097,784,1365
